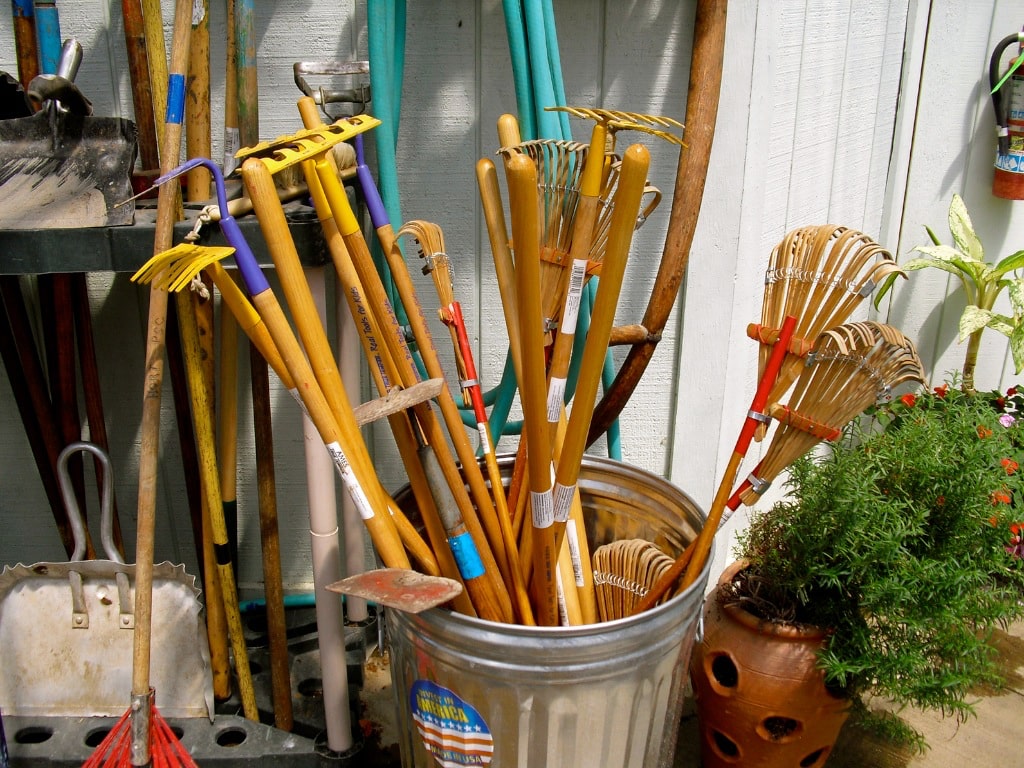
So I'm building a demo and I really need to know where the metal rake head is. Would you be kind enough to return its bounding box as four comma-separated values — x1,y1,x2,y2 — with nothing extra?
234,114,380,175
131,243,235,293
548,106,685,146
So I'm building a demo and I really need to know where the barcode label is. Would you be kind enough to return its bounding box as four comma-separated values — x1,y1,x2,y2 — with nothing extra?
477,423,492,453
561,259,589,330
326,442,375,520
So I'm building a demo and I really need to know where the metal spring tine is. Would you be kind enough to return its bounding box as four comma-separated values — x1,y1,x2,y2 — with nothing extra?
548,106,685,146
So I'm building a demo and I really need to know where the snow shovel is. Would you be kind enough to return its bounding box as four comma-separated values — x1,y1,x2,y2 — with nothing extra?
0,38,137,229
0,442,213,719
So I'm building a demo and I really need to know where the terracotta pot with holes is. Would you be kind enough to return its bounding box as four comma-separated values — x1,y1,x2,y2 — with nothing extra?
689,561,850,767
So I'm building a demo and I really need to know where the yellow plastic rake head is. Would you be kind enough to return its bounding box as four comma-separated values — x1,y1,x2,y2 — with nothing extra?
548,106,685,147
234,114,381,175
131,243,236,293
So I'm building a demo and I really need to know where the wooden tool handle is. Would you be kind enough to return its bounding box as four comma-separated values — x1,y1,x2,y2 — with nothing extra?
554,145,650,513
506,153,559,625
133,0,192,701
176,291,259,720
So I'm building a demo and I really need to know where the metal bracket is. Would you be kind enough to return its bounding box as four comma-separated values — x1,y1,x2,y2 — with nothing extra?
293,61,371,121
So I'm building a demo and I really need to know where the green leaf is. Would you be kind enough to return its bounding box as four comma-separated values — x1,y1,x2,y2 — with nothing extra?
984,313,1016,337
994,249,1024,277
1008,278,1024,315
948,194,985,263
1011,324,1024,374
873,272,902,310
959,306,993,341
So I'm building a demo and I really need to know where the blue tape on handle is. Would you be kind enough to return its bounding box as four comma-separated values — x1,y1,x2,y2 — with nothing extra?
166,74,186,125
448,532,486,581
13,0,33,17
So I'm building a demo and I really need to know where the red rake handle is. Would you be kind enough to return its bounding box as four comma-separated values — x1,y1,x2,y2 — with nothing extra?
633,315,798,613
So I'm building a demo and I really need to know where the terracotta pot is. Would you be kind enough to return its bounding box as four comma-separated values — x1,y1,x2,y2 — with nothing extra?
689,561,850,767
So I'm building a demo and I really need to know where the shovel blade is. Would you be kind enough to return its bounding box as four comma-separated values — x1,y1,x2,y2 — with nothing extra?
327,568,463,613
0,110,137,229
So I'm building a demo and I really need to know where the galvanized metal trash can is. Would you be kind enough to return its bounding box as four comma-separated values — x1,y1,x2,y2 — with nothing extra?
387,456,710,768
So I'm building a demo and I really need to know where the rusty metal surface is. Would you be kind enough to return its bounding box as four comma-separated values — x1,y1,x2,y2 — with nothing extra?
0,560,212,719
327,569,463,614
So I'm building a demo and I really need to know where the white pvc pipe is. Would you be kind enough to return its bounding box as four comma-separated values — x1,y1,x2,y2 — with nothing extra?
302,266,352,753
336,289,368,622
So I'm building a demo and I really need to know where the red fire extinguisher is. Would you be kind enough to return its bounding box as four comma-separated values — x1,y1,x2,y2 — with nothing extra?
991,30,1024,200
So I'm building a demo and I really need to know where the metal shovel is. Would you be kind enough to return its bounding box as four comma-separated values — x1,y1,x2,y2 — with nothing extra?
0,442,213,719
0,39,137,229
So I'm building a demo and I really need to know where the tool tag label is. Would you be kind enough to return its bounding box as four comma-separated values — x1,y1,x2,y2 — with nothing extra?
552,482,575,524
566,520,585,587
546,377,567,422
410,680,493,767
327,442,374,520
477,424,491,454
531,490,554,529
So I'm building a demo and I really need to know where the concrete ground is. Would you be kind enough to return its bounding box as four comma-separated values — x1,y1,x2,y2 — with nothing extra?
670,619,1024,767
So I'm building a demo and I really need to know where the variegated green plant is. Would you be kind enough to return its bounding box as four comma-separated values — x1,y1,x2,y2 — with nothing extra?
876,194,1024,392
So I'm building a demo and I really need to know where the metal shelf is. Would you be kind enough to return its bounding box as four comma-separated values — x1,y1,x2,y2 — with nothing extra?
0,200,329,275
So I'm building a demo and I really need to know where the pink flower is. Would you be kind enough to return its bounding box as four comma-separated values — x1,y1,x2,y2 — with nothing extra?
1000,413,1016,428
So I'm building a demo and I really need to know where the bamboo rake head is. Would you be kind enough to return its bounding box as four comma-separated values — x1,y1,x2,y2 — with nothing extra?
751,225,906,408
592,538,676,621
738,321,925,506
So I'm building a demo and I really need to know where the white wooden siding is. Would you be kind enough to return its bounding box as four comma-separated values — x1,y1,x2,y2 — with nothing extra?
1,0,1018,592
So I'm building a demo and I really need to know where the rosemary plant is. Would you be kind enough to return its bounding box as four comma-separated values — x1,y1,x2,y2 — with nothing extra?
724,384,1024,750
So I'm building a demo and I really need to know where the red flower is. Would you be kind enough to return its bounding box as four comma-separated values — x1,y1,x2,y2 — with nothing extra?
1009,386,1019,396
1002,458,1019,475
935,495,946,506
991,489,1012,505
934,384,949,398
900,393,917,407
978,425,994,439
1012,522,1023,535
997,397,1007,410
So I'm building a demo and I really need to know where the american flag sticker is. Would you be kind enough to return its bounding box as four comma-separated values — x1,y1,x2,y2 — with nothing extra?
410,680,494,767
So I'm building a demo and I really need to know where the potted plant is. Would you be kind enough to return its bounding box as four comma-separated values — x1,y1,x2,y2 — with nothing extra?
690,382,1024,766
876,193,1024,391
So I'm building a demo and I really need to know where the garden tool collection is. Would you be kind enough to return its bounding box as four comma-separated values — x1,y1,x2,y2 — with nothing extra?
124,85,673,632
